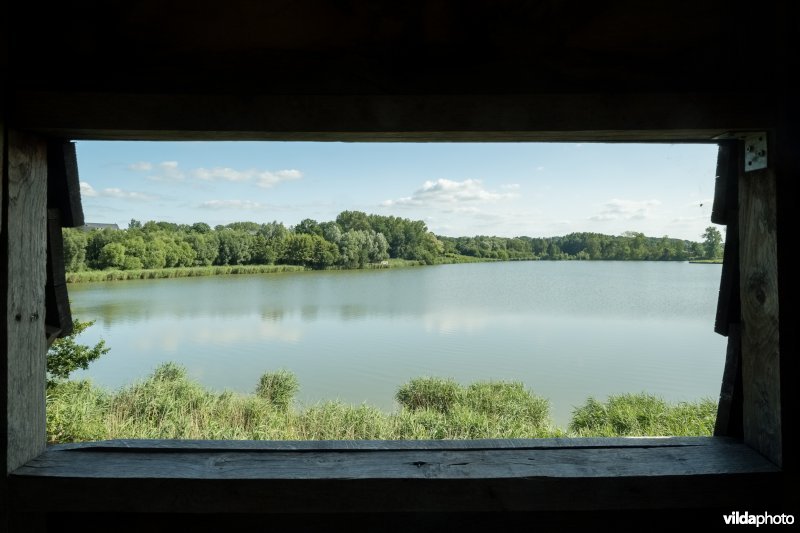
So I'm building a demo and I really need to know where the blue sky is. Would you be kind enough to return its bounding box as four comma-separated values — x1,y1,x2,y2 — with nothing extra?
76,141,720,241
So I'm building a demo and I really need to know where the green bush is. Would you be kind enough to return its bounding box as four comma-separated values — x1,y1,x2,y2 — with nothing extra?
255,369,299,411
47,318,110,385
462,381,550,422
569,393,717,437
395,376,462,413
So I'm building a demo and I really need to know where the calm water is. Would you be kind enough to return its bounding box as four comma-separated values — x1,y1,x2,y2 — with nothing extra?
69,261,725,426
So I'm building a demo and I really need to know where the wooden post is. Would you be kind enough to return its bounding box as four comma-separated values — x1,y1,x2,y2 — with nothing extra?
3,130,48,476
739,135,781,466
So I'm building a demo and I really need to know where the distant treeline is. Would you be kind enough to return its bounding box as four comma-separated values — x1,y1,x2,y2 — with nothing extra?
62,211,722,272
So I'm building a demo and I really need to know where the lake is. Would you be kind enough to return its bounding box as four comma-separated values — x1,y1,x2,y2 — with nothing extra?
68,261,726,427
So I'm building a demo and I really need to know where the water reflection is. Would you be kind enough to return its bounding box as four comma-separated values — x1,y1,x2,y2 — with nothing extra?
69,262,726,426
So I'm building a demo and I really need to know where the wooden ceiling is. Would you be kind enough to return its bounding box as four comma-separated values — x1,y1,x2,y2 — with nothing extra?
4,1,793,139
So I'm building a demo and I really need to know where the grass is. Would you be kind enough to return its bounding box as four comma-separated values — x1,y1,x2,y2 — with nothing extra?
66,255,498,283
569,393,717,437
46,364,716,443
65,264,307,283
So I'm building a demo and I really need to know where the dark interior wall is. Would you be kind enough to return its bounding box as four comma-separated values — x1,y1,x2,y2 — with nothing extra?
2,0,797,529
8,0,778,95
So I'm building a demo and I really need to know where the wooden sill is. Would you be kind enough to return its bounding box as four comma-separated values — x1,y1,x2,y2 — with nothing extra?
10,437,780,514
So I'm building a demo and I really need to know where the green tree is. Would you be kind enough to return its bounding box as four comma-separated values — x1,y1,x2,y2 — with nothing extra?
294,218,322,237
97,242,127,269
47,318,110,385
702,226,723,260
61,228,88,271
191,222,212,234
142,239,167,269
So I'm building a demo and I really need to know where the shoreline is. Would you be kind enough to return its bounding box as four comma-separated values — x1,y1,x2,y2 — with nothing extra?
65,256,718,283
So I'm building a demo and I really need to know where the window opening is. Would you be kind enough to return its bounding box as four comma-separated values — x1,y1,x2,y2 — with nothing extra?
47,141,726,441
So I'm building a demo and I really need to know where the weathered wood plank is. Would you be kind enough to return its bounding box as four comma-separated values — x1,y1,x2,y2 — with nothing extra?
9,439,779,513
44,209,72,337
711,142,737,225
5,131,48,473
50,436,714,452
46,141,83,228
713,141,740,336
739,153,781,466
714,324,743,437
17,440,775,479
13,91,769,141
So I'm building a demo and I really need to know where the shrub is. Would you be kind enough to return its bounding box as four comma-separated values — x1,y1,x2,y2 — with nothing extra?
569,393,717,436
255,369,299,411
395,376,461,413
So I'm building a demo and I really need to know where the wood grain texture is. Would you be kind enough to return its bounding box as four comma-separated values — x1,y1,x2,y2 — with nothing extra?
715,324,743,437
5,130,48,473
50,436,714,451
45,209,72,337
739,161,781,466
46,141,83,228
9,438,779,513
13,91,769,141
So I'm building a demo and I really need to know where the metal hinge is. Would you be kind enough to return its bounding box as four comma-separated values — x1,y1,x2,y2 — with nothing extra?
713,131,768,172
743,133,768,171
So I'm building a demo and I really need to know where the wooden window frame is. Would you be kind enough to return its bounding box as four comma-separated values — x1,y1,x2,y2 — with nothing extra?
1,92,787,518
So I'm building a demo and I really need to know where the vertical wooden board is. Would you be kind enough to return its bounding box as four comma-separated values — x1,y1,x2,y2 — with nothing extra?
46,141,84,228
45,209,72,337
5,130,47,472
714,324,742,437
739,164,781,466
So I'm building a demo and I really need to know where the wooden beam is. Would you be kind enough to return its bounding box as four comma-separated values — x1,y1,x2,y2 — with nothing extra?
9,438,780,514
4,130,48,473
739,137,781,466
714,324,743,437
46,141,84,228
45,208,72,338
714,142,740,337
11,91,772,141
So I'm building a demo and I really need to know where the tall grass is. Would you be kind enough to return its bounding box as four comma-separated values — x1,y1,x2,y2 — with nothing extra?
569,393,717,436
45,364,717,443
66,264,307,283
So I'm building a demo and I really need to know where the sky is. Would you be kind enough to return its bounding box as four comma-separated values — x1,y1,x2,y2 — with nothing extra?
75,141,721,241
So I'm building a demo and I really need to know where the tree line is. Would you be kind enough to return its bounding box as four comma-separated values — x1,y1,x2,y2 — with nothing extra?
61,211,723,272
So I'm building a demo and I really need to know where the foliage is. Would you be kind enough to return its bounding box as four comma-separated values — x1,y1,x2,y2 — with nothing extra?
66,212,709,278
396,377,462,413
45,364,716,443
65,264,305,283
255,370,299,411
569,393,717,437
702,226,724,260
46,380,110,442
47,318,110,385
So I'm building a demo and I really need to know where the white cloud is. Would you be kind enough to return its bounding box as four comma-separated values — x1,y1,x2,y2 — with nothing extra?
382,179,517,207
256,169,303,188
501,183,520,190
80,182,98,197
199,200,265,210
146,161,186,181
190,168,302,188
589,199,661,222
100,188,157,201
80,181,156,201
139,160,302,187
